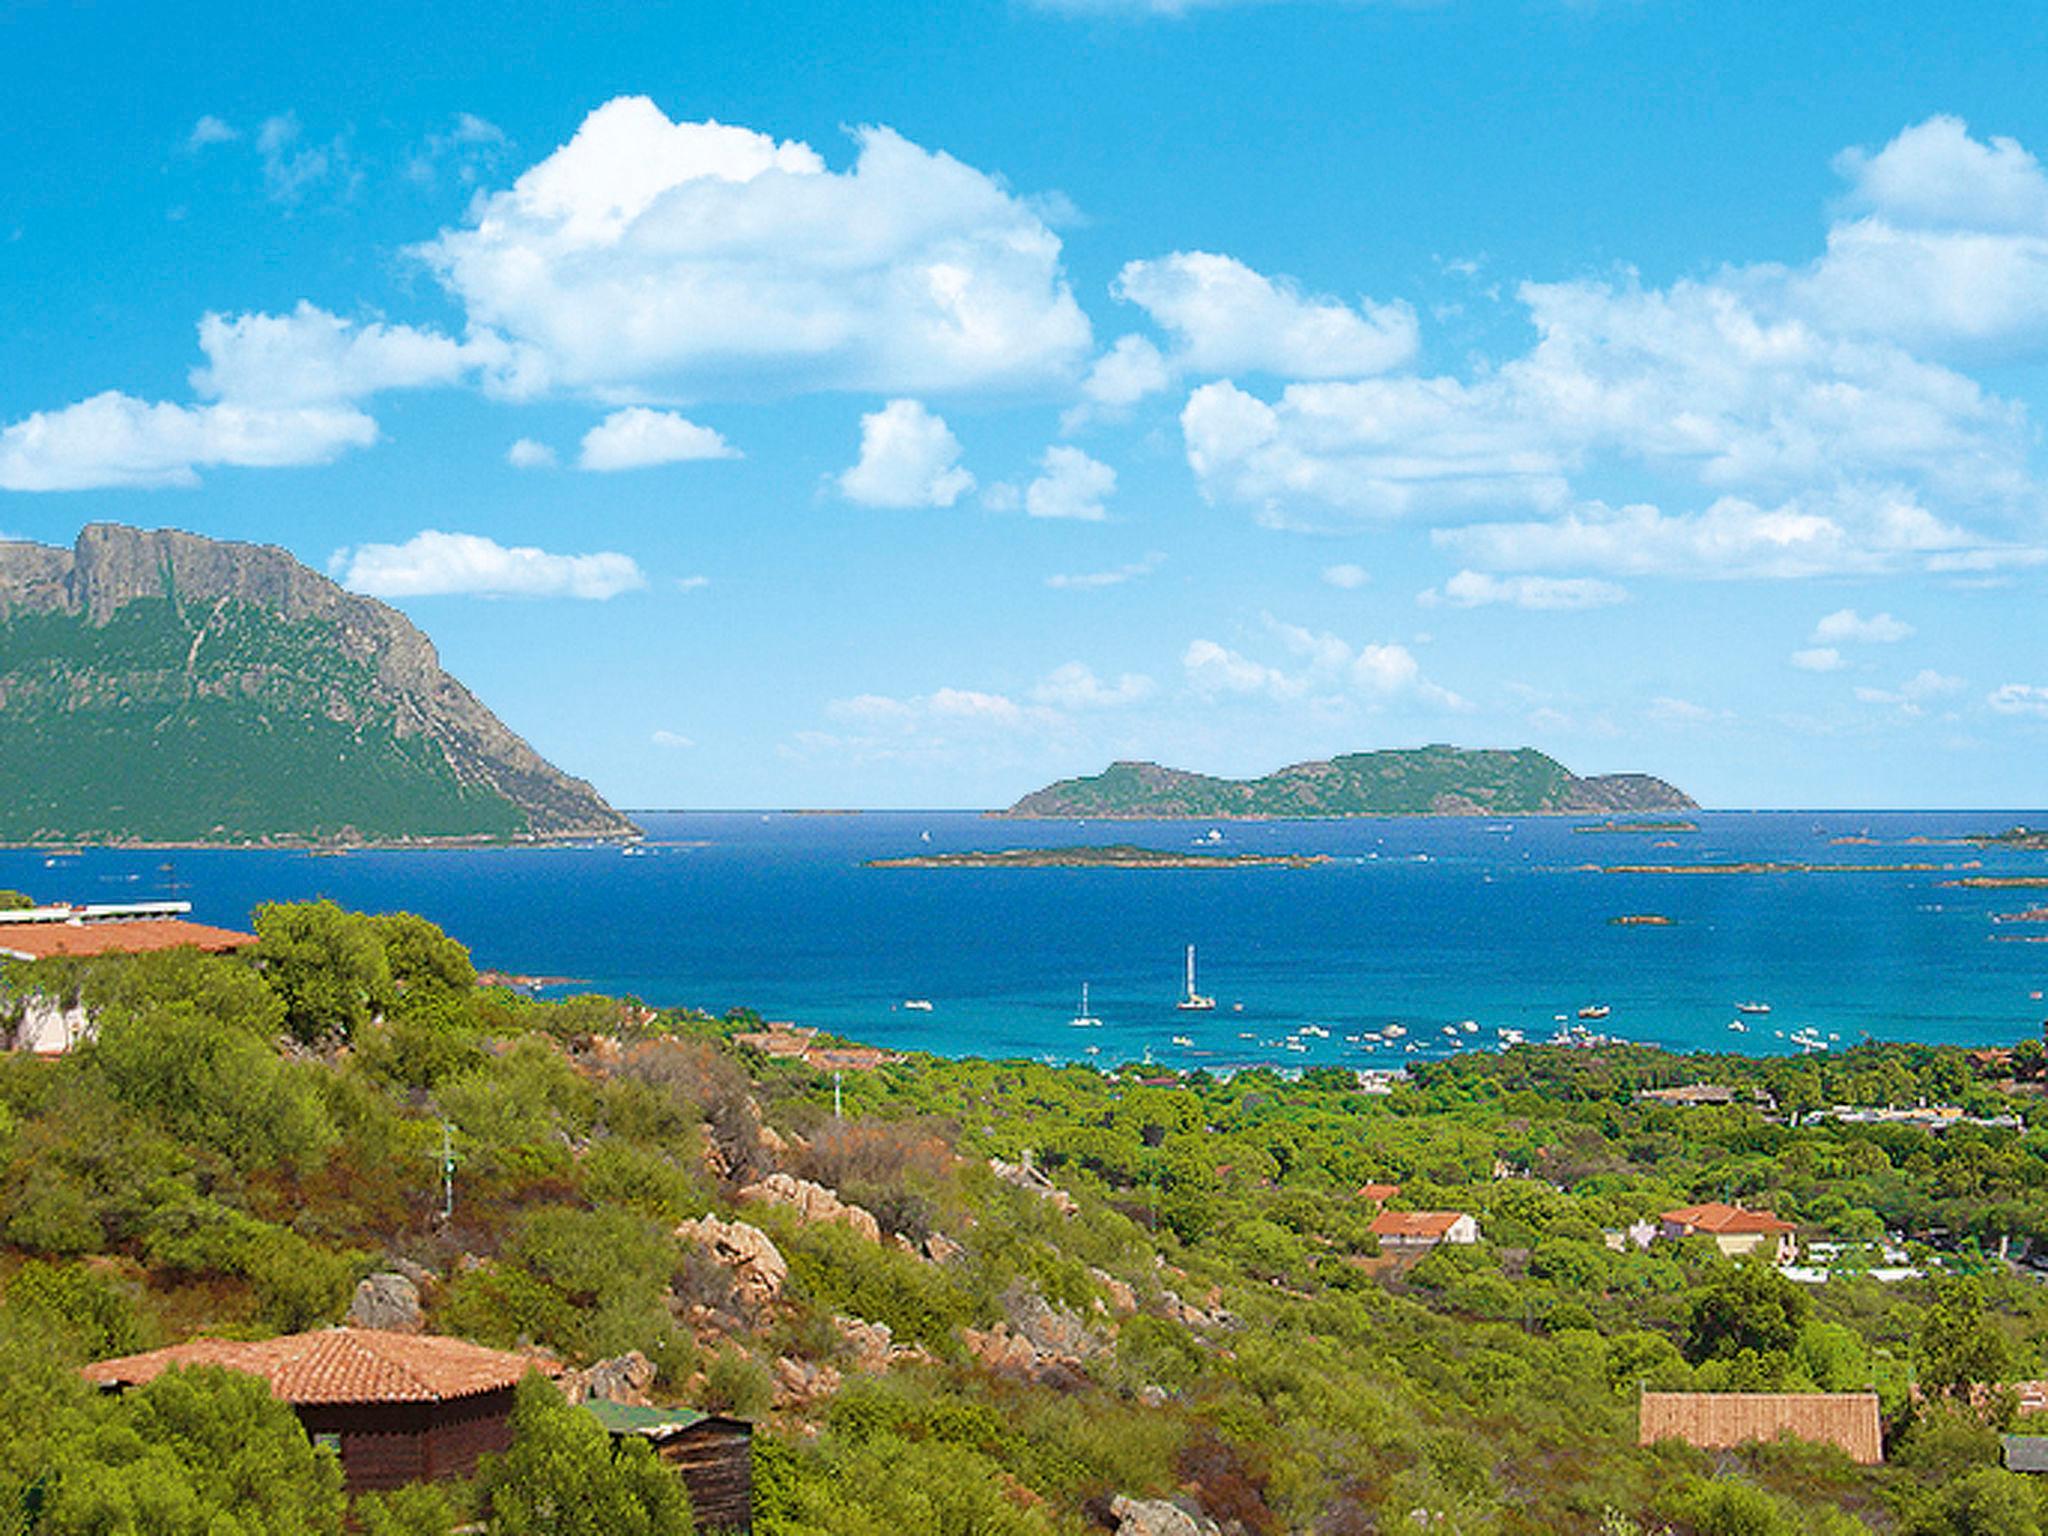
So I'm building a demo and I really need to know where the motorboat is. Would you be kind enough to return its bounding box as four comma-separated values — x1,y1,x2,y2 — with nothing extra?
902,999,934,1012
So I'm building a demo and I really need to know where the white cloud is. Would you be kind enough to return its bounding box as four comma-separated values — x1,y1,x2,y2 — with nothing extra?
1062,334,1173,430
191,302,496,406
1321,563,1370,589
1117,251,1417,378
1648,696,1721,727
0,392,376,491
1812,608,1913,644
838,399,975,507
676,575,711,592
256,113,351,204
1791,647,1845,673
332,530,646,599
406,112,509,189
1988,683,2048,717
414,96,1091,400
188,115,238,149
1855,668,1965,711
1436,490,1973,580
1025,445,1116,521
1184,621,1463,708
1046,551,1165,589
1031,662,1154,709
651,729,696,749
1418,569,1627,610
506,437,557,469
578,407,738,471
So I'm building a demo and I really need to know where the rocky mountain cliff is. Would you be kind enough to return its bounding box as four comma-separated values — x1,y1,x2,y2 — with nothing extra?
0,524,636,844
1002,746,1696,819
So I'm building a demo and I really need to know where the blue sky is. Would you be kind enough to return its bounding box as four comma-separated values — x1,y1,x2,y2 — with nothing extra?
7,1,2048,810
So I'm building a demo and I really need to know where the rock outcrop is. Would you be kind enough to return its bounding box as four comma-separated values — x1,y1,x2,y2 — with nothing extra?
674,1215,788,1308
1110,1495,1221,1536
345,1271,423,1333
737,1172,883,1243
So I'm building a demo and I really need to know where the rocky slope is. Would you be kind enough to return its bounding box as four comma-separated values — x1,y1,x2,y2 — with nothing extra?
0,524,636,843
1002,746,1696,819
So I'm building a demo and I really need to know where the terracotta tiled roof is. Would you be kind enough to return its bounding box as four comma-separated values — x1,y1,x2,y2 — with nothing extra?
1357,1183,1401,1203
83,1328,540,1405
1639,1391,1882,1464
0,919,255,961
1371,1210,1468,1239
1662,1202,1795,1236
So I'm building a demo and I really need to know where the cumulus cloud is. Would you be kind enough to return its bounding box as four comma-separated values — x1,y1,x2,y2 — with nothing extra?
414,96,1091,400
1417,570,1627,610
1321,563,1370,589
1046,551,1166,589
1062,334,1173,430
1812,608,1913,643
1117,251,1417,378
651,729,696,749
0,392,377,491
838,399,974,507
191,302,499,406
332,530,646,599
1030,662,1154,709
1988,683,2048,717
578,407,738,471
187,115,238,149
506,438,557,469
1184,619,1464,708
1791,647,1845,672
1025,445,1116,521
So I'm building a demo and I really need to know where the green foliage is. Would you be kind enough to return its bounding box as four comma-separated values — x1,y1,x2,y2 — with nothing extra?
353,1482,463,1536
1920,1275,2013,1400
255,899,396,1043
0,891,33,911
702,1345,775,1419
480,1374,693,1536
1684,1262,1811,1365
5,1260,145,1357
38,1364,346,1536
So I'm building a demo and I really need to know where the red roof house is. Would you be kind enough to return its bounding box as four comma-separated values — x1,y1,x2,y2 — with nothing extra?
1660,1203,1798,1262
1370,1209,1481,1249
84,1328,545,1494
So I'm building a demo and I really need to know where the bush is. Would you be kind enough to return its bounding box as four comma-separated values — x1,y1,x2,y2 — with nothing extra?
5,1260,145,1357
702,1344,775,1418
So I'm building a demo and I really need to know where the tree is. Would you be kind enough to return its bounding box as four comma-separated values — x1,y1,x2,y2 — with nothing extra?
374,912,476,1013
480,1374,693,1536
1919,1275,2011,1401
1684,1261,1810,1365
0,890,34,911
254,899,395,1042
39,1364,346,1536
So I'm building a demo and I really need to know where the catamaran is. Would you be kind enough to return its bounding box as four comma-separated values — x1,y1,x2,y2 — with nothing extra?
1069,982,1103,1028
1176,945,1217,1011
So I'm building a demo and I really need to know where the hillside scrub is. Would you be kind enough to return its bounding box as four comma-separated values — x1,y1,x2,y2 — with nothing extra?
5,903,2048,1529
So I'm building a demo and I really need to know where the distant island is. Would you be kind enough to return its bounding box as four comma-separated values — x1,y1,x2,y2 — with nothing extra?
1970,826,2048,850
1001,746,1694,819
1574,819,1700,835
0,524,636,846
868,844,1329,870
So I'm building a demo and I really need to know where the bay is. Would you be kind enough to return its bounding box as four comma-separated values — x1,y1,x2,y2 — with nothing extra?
5,809,2047,1070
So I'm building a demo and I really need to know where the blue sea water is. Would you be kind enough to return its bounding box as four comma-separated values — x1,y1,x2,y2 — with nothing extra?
6,810,2048,1071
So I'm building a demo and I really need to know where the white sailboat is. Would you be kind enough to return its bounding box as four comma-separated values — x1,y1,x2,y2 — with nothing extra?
1069,982,1103,1028
1176,944,1217,1011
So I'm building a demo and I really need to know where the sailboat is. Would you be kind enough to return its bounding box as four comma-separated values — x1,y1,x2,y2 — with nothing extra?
1176,945,1217,1012
1069,982,1103,1028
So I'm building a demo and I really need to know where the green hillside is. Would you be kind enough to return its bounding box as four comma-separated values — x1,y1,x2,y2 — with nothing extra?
1005,746,1696,818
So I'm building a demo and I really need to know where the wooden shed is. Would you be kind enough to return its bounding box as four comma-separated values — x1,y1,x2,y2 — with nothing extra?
1638,1390,1883,1465
584,1399,754,1531
83,1328,542,1494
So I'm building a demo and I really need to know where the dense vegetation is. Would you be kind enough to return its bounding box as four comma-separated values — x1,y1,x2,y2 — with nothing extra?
1004,748,1695,819
5,899,2048,1532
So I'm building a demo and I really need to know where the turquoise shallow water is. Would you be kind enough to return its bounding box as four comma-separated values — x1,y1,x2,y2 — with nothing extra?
5,810,2048,1070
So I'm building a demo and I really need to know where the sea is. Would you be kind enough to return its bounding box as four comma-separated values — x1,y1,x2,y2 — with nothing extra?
6,810,2048,1072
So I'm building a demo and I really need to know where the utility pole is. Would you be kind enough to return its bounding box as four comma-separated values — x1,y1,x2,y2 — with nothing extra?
834,1071,843,1121
438,1122,456,1224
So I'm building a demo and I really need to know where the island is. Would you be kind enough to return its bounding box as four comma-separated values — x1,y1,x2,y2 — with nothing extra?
1001,746,1695,820
1968,826,2048,850
1610,914,1676,926
867,844,1330,870
1575,820,1701,835
1596,861,1944,876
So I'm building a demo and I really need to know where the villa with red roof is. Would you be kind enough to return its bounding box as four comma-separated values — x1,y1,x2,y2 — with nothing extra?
83,1327,545,1494
1370,1209,1481,1251
1660,1202,1798,1263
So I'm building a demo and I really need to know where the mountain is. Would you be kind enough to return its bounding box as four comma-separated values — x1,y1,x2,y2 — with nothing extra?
0,524,637,844
1002,746,1696,819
